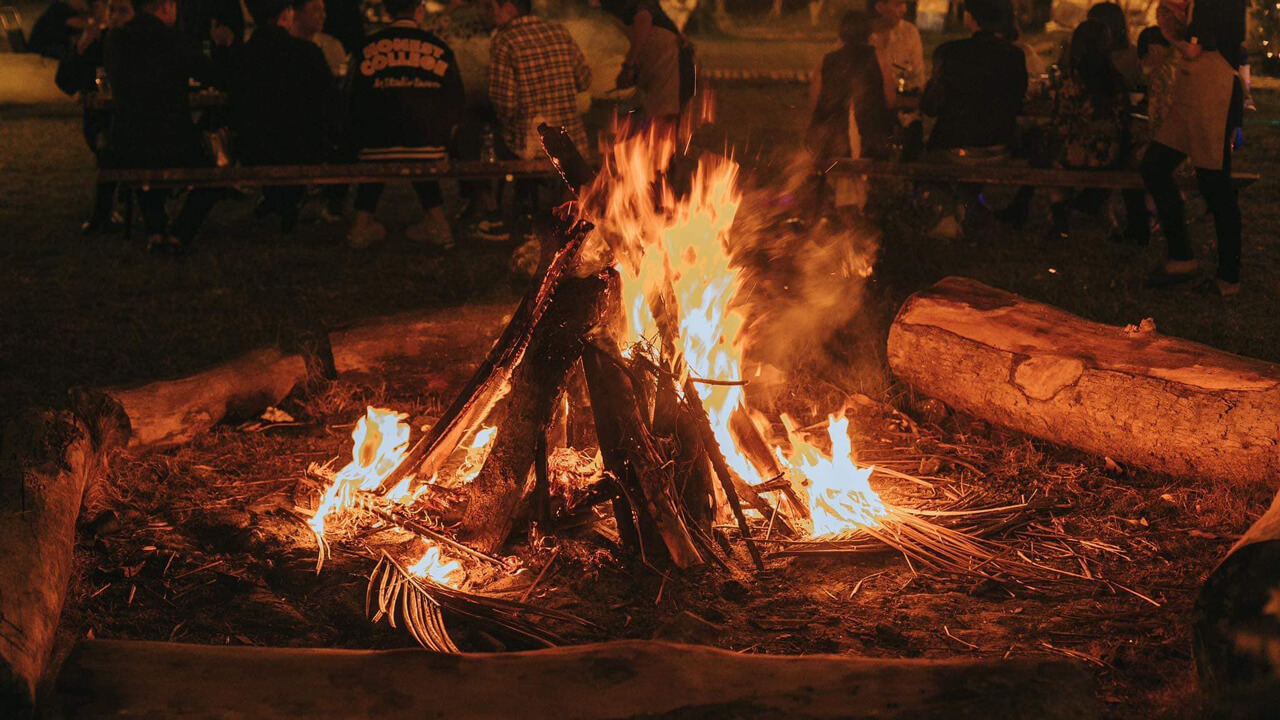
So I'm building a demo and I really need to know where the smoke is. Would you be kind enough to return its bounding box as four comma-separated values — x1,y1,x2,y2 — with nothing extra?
728,153,881,398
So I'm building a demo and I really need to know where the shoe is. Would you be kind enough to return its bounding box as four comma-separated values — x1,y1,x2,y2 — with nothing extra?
318,206,344,224
472,214,510,242
406,207,455,250
927,215,962,240
348,213,386,250
1145,266,1200,287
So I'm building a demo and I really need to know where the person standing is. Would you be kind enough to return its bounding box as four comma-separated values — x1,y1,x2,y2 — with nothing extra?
29,0,91,59
1141,0,1245,295
868,0,925,159
807,10,893,213
919,0,1026,237
229,0,339,232
56,0,133,235
346,0,465,250
106,0,228,255
601,0,694,124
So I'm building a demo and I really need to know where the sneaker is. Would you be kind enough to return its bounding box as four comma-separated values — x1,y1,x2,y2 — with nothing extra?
348,213,386,250
406,207,455,249
472,213,510,242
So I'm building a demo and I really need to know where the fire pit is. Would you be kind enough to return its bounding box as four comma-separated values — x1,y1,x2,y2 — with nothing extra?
3,122,1277,720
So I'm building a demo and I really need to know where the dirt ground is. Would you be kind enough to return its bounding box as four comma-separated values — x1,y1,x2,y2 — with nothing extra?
3,28,1280,720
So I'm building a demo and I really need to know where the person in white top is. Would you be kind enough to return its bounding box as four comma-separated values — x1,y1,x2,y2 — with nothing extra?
868,0,925,158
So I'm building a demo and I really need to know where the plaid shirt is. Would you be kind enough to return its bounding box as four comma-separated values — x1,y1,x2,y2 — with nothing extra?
490,15,592,157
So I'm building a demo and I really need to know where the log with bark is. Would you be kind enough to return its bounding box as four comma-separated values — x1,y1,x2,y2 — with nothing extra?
0,393,128,716
888,277,1280,483
54,638,1099,719
1194,489,1280,711
457,272,610,553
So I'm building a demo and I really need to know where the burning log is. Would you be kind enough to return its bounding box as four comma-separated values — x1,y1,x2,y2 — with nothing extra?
0,393,128,715
583,346,706,568
457,272,611,553
1194,489,1280,708
888,277,1280,483
54,638,1100,719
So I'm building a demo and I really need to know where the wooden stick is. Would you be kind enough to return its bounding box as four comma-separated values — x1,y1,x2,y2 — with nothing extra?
682,378,765,571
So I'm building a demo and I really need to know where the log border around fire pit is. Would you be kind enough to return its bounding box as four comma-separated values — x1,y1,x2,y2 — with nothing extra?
52,638,1100,720
888,277,1280,483
101,302,514,454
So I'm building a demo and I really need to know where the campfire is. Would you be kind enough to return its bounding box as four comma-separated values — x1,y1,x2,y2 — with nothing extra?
294,121,1066,651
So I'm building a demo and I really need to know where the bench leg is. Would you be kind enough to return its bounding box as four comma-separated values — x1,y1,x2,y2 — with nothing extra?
123,189,134,242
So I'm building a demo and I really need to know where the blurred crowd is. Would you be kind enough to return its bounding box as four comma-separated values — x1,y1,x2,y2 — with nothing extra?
806,0,1251,295
37,0,691,255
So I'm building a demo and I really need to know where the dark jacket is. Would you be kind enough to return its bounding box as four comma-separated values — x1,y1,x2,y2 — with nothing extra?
807,44,893,160
323,0,366,55
55,36,111,153
229,24,339,165
921,31,1027,151
349,20,464,160
29,0,79,59
106,12,221,168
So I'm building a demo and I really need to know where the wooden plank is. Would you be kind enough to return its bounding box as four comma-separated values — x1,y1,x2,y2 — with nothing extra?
825,159,1260,190
54,638,1100,719
99,159,566,188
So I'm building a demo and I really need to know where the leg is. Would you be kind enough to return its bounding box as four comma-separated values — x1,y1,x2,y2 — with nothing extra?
349,183,387,249
137,190,169,238
411,181,443,210
354,183,384,215
407,181,453,248
169,188,221,245
1119,188,1150,244
1140,142,1193,264
1195,140,1241,285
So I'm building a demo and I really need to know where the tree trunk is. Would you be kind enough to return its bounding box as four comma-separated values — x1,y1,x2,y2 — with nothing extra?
0,395,128,716
1194,489,1280,708
457,273,610,554
54,638,1099,719
888,277,1280,483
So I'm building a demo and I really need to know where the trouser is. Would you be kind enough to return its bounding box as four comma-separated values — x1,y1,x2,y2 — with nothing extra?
1140,137,1241,283
928,146,1009,221
137,187,221,242
90,180,117,225
353,181,443,214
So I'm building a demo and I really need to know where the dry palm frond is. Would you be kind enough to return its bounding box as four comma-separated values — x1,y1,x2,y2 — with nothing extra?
366,553,596,653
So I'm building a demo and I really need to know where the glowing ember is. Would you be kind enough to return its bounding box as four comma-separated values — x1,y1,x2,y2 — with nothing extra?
406,543,463,586
309,407,411,540
454,425,498,485
782,415,886,536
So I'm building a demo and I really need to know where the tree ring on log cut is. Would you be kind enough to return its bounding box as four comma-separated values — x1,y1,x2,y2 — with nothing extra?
1013,356,1085,401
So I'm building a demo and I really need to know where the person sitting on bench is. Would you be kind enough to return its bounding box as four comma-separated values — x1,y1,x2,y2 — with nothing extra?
347,0,464,250
105,0,230,255
229,0,340,232
919,0,1026,238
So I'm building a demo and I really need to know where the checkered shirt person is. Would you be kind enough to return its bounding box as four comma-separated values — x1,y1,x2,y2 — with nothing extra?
489,15,592,157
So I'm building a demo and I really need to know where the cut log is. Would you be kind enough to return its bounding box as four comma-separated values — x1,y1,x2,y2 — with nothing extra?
457,273,610,553
888,277,1280,483
1194,489,1280,708
54,638,1100,719
104,347,308,453
1,396,128,716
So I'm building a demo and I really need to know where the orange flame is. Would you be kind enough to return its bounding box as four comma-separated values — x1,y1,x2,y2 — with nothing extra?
781,415,886,535
309,407,411,540
406,542,464,586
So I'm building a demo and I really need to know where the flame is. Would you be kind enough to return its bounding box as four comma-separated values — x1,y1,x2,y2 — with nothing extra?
781,415,886,536
594,124,761,486
309,407,411,539
406,542,463,586
454,425,498,485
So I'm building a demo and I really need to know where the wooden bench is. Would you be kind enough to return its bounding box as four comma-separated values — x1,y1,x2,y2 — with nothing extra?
98,159,568,238
823,158,1261,190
